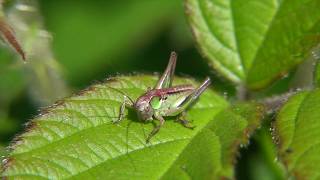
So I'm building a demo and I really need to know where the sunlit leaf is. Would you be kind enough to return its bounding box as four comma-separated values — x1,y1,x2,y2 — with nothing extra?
185,0,320,89
1,75,263,179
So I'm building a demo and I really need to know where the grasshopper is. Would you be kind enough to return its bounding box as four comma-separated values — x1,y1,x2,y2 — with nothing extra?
117,51,211,143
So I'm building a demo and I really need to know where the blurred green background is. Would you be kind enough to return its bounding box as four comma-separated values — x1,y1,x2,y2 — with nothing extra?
0,1,284,179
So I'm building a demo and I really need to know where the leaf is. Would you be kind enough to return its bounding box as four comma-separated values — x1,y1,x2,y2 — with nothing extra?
274,90,320,179
185,0,320,89
1,75,263,179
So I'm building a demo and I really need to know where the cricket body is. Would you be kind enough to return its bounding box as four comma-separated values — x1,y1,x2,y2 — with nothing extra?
118,51,211,143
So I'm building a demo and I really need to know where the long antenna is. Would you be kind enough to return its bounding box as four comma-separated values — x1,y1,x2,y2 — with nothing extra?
105,85,135,105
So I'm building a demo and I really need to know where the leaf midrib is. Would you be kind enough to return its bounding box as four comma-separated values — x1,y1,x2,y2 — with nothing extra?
230,0,244,75
246,0,282,76
196,0,242,80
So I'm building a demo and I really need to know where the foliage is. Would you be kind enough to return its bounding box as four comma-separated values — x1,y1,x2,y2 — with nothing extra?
1,76,263,179
1,0,320,179
275,90,320,179
186,0,320,89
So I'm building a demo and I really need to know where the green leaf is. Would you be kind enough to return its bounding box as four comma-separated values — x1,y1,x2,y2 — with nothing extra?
1,75,263,179
185,0,320,89
275,90,320,179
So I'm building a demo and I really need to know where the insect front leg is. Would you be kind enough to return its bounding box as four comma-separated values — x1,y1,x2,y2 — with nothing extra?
115,96,133,124
175,112,195,129
146,113,165,143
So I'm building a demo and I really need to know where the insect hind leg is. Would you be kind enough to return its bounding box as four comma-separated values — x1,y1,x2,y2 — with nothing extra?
178,77,211,110
175,112,195,129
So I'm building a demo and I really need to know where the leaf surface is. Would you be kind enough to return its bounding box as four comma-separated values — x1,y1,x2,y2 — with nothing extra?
185,0,320,89
1,75,263,179
275,90,320,179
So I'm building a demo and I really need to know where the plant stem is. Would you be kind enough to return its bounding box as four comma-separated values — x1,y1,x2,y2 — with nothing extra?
236,83,248,101
259,91,298,113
